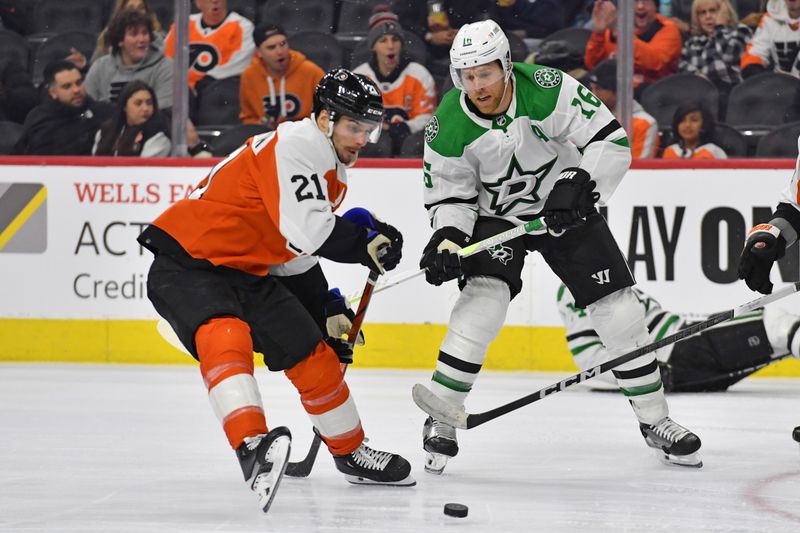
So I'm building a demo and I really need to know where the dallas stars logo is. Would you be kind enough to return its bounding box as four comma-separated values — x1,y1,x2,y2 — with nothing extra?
483,154,557,216
424,116,439,144
534,68,561,88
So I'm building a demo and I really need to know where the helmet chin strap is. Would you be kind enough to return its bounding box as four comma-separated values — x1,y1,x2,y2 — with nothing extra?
491,72,513,115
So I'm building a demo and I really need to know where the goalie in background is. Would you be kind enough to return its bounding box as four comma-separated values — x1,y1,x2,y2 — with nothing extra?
557,283,800,393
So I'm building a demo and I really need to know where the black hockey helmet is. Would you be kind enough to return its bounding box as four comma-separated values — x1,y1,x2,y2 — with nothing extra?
314,67,384,126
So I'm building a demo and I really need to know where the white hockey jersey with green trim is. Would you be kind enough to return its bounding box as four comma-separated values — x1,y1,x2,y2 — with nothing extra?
423,63,631,235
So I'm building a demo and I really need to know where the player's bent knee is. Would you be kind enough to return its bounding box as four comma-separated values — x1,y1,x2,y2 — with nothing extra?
445,276,510,357
586,287,648,354
284,341,348,415
196,316,255,388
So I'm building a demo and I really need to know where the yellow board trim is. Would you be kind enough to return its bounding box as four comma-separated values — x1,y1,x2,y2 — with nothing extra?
0,186,47,250
1,319,798,377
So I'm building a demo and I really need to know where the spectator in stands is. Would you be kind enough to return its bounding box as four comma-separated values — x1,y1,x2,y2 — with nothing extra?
0,58,38,124
239,24,324,127
740,0,800,78
679,0,752,95
12,60,111,155
662,101,727,159
0,0,27,35
588,59,659,158
392,0,488,66
585,0,683,94
165,0,255,91
489,0,565,39
93,80,171,157
85,9,173,107
353,6,436,154
92,0,165,63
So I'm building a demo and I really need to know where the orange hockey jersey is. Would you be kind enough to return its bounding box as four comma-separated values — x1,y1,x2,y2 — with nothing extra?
165,11,255,88
239,50,325,125
585,14,682,86
662,142,727,159
144,118,348,276
631,101,659,159
352,58,436,134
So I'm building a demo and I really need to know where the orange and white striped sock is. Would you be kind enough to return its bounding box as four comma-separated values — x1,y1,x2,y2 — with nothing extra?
285,341,363,456
196,316,267,449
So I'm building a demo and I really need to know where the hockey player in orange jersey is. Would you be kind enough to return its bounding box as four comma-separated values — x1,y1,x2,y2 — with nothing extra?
137,68,414,514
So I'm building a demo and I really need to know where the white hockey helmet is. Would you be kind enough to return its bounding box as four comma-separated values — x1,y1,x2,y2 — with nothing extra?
449,19,512,91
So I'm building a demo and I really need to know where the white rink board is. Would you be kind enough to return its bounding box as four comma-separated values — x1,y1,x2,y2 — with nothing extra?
1,163,798,323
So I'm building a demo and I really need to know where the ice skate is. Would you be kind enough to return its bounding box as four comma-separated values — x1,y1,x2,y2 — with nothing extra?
640,417,702,468
236,426,292,513
333,439,415,486
423,416,459,475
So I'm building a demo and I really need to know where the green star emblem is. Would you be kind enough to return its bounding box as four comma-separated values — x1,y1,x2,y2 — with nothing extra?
482,154,557,216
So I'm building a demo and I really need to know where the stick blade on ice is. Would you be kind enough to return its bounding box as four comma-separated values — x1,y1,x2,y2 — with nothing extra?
411,384,469,430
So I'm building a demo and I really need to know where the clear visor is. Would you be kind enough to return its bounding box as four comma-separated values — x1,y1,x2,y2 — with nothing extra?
337,115,383,144
451,63,506,92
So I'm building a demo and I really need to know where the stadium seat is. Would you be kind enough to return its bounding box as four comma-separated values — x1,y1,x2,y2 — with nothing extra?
0,121,24,155
726,72,800,129
506,31,529,62
641,74,719,128
337,0,386,35
211,124,270,157
735,0,762,19
671,0,693,21
713,123,748,157
147,0,176,28
0,30,30,70
30,0,104,37
349,31,427,69
537,28,591,61
195,77,242,126
259,0,335,34
398,130,425,158
358,132,392,158
755,121,800,158
31,31,96,85
289,31,345,72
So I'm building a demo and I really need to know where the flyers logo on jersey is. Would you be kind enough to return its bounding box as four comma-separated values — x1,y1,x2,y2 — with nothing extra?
534,68,561,89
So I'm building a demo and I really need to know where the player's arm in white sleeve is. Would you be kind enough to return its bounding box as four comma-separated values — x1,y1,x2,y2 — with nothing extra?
774,137,800,247
543,72,631,204
422,134,480,235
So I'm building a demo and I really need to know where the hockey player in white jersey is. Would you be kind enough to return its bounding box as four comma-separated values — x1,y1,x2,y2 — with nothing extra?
419,20,703,472
558,284,800,392
738,134,800,451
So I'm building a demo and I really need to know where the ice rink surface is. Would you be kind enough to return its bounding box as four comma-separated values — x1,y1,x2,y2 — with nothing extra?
0,363,798,533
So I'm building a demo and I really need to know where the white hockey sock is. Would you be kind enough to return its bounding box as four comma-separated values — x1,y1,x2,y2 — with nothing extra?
588,288,668,424
430,276,510,406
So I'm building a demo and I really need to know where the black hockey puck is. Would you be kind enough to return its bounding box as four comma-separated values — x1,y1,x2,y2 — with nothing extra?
793,426,800,443
444,503,468,518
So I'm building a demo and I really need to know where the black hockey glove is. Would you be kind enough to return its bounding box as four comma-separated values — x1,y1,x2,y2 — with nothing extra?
738,223,787,294
323,288,364,364
342,208,403,274
541,167,599,233
419,227,471,286
262,96,281,123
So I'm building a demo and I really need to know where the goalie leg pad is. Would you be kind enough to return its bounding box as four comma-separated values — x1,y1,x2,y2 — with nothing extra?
285,341,363,456
588,288,667,424
432,276,510,405
196,317,267,449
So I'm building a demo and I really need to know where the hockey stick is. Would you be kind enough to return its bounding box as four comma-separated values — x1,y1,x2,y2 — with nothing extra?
412,282,800,430
346,217,558,303
284,270,380,477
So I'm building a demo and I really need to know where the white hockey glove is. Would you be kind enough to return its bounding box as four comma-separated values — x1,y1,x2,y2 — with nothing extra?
324,288,364,364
